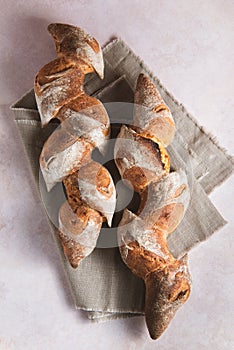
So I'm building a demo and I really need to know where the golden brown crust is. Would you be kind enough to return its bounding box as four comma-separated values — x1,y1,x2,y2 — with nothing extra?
58,201,102,268
117,209,191,339
137,202,185,234
114,125,170,193
59,201,102,236
35,23,115,268
120,239,168,280
35,65,86,126
56,95,109,129
63,172,83,210
133,74,175,147
34,24,105,126
120,165,152,192
115,74,191,340
118,217,191,339
47,23,104,78
58,230,85,269
145,260,190,340
34,56,76,89
62,163,116,225
78,162,112,194
153,203,185,234
39,129,93,191
66,161,116,226
66,161,114,197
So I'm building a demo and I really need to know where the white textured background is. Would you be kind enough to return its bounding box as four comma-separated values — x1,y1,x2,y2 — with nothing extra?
0,1,233,349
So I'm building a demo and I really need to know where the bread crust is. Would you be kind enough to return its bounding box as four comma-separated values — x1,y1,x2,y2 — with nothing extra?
58,201,102,268
115,74,191,340
114,125,170,192
63,161,116,226
35,23,115,268
134,74,175,147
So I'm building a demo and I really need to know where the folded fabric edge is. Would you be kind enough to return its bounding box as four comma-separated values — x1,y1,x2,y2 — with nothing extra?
10,88,37,111
87,312,143,322
74,304,144,315
73,295,144,322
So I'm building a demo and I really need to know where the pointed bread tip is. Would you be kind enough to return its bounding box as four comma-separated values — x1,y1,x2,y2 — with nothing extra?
47,22,104,79
145,263,191,341
135,73,164,106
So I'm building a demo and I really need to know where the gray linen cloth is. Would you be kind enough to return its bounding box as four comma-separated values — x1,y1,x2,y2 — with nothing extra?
11,39,234,321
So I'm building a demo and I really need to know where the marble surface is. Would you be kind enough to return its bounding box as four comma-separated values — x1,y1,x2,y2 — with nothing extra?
0,1,233,349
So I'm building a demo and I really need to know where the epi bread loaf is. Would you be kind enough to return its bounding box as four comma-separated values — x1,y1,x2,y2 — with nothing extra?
34,23,116,268
115,73,191,339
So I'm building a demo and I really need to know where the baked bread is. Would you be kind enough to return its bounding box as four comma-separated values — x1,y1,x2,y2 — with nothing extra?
115,73,191,339
34,23,116,268
133,73,175,146
34,23,191,339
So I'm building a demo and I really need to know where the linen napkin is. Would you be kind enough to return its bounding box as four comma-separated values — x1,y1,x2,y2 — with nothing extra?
11,38,233,321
